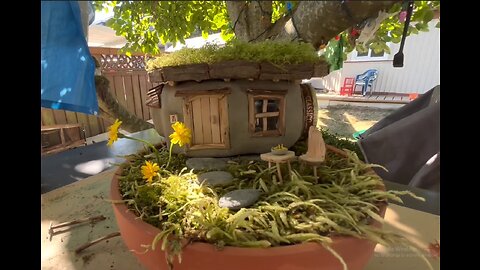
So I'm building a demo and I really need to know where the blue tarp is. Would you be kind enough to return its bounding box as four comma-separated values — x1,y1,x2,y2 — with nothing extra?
41,1,98,115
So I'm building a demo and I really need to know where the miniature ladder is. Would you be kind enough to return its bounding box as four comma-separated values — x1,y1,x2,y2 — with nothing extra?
340,77,355,96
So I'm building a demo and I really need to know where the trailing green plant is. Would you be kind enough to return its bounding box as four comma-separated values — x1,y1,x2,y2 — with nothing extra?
116,144,431,270
145,40,322,71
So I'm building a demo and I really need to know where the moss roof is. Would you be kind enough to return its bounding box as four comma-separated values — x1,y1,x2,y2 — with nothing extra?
146,40,324,71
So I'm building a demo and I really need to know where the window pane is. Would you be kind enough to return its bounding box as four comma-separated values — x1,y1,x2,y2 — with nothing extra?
370,50,385,57
255,118,262,132
357,51,368,57
267,100,279,112
255,100,263,114
267,117,278,130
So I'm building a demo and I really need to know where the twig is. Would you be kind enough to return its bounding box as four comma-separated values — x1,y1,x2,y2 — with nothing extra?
49,215,106,241
75,232,121,254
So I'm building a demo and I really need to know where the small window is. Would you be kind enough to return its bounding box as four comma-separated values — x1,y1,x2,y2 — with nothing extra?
248,89,286,137
350,43,392,62
356,51,369,57
356,49,385,58
370,50,385,57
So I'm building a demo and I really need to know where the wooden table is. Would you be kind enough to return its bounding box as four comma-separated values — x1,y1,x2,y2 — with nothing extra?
260,150,296,184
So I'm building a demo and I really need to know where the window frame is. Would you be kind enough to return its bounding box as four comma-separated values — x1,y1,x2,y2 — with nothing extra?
349,42,394,62
247,89,286,137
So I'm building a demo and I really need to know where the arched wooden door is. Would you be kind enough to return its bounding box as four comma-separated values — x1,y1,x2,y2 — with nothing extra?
177,90,230,150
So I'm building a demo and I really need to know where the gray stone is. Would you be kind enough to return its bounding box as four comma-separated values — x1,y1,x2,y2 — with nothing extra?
198,171,234,187
186,158,227,171
231,155,262,162
218,189,261,210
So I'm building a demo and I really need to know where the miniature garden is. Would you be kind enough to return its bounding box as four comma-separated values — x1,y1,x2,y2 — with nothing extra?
103,39,435,270
109,118,429,270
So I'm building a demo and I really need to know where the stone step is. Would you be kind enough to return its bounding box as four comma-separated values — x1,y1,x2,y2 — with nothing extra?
186,158,228,171
197,171,234,187
218,189,261,210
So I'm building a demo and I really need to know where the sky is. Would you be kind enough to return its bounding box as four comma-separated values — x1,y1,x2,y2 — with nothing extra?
92,7,114,25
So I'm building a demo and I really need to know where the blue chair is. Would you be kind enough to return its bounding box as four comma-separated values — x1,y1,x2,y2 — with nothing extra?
355,69,378,96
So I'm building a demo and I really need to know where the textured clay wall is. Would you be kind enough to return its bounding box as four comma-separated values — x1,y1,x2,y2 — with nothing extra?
151,80,304,157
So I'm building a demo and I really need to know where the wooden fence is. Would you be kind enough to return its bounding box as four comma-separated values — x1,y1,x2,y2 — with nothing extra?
41,47,156,138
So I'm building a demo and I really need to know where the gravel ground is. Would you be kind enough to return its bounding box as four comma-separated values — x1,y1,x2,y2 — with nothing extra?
317,105,396,139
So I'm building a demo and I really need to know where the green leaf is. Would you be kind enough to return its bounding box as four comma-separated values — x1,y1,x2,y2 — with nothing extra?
435,21,440,28
415,22,429,32
381,35,392,42
373,47,383,54
409,26,419,34
412,7,426,22
355,44,368,54
381,43,391,54
391,36,401,43
344,45,354,53
415,22,425,30
389,3,402,13
202,31,209,39
105,18,115,27
423,10,434,23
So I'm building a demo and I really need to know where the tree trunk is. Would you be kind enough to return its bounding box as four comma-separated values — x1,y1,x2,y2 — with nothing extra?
225,1,273,42
227,1,398,47
95,75,154,132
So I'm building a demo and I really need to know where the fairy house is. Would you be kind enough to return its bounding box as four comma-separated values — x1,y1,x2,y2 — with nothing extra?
146,60,329,157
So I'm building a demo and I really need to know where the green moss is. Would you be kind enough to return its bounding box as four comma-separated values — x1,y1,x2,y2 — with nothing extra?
146,40,323,71
290,128,364,161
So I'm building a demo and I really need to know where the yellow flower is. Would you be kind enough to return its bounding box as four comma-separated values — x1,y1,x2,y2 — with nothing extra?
141,161,160,183
107,119,122,146
169,122,192,147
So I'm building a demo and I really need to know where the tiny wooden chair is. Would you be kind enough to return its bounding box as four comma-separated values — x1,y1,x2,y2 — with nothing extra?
299,126,326,177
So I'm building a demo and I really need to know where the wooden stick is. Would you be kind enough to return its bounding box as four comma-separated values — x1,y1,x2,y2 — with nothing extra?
50,215,106,230
49,215,106,241
276,163,283,184
75,232,121,254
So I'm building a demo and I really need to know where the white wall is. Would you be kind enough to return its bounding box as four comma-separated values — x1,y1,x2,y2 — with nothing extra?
315,19,440,95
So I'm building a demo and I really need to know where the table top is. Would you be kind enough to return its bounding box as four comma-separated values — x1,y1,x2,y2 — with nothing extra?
41,170,439,270
260,150,296,162
41,128,164,194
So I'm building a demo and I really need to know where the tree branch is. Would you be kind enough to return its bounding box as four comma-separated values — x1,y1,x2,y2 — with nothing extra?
95,75,154,132
267,1,399,48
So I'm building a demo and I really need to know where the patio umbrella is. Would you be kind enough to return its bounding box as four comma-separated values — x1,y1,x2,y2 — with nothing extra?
41,1,98,115
357,85,440,191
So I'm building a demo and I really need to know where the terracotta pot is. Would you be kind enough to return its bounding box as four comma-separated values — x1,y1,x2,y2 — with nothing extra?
111,149,387,270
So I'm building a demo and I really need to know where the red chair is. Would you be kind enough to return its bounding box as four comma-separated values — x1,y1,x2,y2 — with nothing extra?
340,77,354,96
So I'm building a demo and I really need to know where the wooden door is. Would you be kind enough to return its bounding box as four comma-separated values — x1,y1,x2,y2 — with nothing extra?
183,94,229,150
